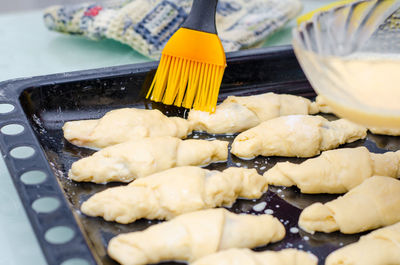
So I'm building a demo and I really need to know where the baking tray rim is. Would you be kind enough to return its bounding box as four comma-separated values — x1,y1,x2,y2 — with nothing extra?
0,45,294,99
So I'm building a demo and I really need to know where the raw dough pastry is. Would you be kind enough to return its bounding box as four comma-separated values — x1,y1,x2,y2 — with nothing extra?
231,115,367,159
107,208,285,265
63,108,191,149
190,248,318,265
81,166,268,223
188,93,319,134
315,95,333,114
325,221,400,265
298,176,400,234
316,95,400,136
69,137,228,183
368,127,400,136
264,147,400,193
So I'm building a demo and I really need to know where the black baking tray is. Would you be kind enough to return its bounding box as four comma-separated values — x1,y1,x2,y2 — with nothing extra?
0,45,398,265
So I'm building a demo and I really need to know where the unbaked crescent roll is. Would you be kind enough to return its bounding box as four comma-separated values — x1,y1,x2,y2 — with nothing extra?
63,108,191,149
325,221,400,265
69,137,228,183
82,166,268,223
316,95,400,136
231,115,367,159
368,127,400,136
299,176,400,234
315,95,333,114
107,208,285,265
264,147,400,193
188,93,319,134
190,248,318,265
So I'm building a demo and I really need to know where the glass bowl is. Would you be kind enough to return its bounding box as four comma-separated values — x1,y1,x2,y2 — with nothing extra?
292,0,400,129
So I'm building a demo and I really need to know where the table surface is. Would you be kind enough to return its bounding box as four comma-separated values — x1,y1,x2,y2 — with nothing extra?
0,1,331,264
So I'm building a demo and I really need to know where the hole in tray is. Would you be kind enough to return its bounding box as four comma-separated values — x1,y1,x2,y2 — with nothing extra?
32,197,60,213
45,226,75,244
61,258,90,265
20,170,47,185
1,124,24,135
10,146,35,159
0,103,15,114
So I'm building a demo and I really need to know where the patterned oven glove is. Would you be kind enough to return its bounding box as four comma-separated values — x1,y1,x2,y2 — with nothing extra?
44,0,302,59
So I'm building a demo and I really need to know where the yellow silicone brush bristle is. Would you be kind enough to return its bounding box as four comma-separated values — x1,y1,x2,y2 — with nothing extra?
146,28,226,113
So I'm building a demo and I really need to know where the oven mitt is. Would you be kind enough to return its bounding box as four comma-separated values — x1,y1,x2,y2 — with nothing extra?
43,0,302,59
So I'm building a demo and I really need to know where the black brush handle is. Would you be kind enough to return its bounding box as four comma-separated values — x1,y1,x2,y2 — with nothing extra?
182,0,218,34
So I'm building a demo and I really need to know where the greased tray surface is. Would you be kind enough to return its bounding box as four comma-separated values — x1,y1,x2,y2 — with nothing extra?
0,46,399,265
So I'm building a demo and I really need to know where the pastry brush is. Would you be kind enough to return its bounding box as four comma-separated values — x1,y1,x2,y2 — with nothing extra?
146,0,226,113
